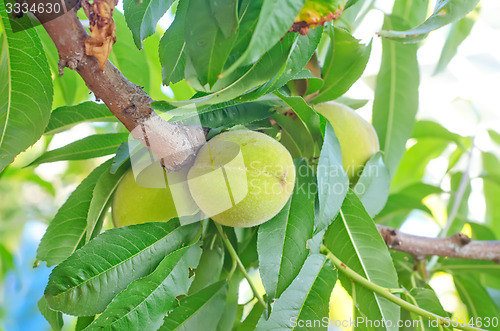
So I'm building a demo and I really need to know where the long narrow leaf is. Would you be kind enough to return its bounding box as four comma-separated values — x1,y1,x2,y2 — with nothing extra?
29,133,128,166
258,159,315,301
372,15,420,177
0,1,53,172
44,102,115,135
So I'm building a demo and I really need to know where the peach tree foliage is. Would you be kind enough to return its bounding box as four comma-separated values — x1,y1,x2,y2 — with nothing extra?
1,0,498,330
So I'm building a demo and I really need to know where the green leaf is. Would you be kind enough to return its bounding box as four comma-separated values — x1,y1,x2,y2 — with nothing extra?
372,15,420,177
391,139,449,193
256,254,337,330
255,27,323,96
28,133,128,166
184,0,237,87
379,0,480,43
85,244,202,330
123,0,175,48
37,159,116,266
454,274,500,330
316,123,349,233
38,296,63,331
354,152,391,217
86,160,129,241
375,193,432,226
159,281,227,330
210,0,238,39
44,102,115,135
411,120,466,147
45,221,199,316
274,92,322,154
324,190,400,328
0,1,53,172
232,0,306,69
272,113,314,159
159,0,188,85
110,11,152,91
313,27,372,104
258,159,315,301
162,34,297,107
156,101,275,129
434,5,480,74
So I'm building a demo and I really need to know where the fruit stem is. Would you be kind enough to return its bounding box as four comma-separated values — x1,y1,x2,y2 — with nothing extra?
321,245,482,331
215,223,267,310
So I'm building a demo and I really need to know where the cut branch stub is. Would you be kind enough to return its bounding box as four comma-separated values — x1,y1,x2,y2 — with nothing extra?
82,0,118,70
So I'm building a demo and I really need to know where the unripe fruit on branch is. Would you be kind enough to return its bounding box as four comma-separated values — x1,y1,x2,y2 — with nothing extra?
187,130,296,228
314,101,379,181
112,164,198,227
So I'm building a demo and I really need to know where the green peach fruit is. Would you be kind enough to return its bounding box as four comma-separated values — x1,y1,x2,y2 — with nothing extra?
314,101,379,180
187,130,296,228
112,164,198,227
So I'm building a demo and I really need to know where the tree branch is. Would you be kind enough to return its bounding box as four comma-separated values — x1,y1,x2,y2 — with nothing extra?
31,1,205,171
377,224,500,263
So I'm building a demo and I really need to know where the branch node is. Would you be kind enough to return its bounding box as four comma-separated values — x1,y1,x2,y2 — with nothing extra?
451,233,471,246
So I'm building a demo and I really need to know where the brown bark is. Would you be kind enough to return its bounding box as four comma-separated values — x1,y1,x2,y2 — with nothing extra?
32,2,205,171
377,225,500,264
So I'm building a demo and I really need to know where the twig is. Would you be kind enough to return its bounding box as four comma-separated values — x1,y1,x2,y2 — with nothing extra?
214,223,267,310
377,224,500,264
321,245,484,331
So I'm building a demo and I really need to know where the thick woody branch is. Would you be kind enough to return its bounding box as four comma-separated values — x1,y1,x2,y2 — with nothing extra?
32,3,205,171
377,224,500,264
